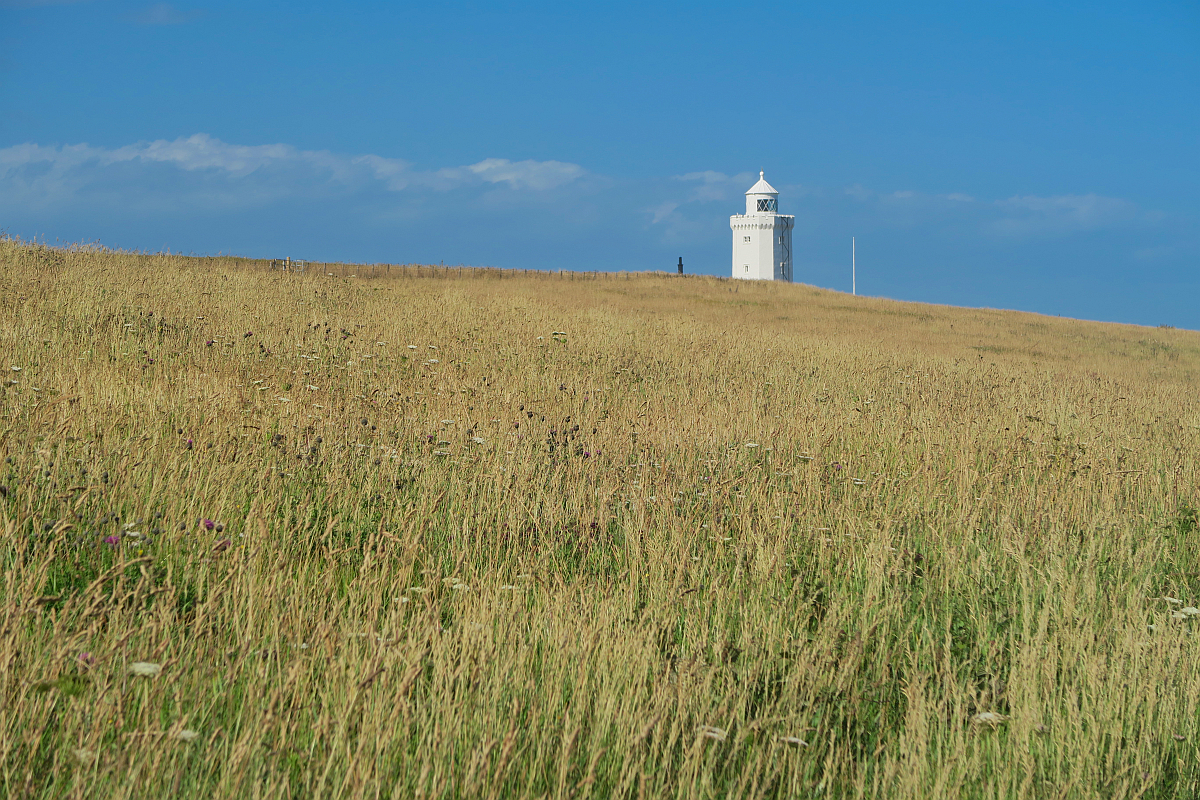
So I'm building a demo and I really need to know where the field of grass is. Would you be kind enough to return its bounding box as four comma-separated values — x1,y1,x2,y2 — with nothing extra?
2,237,1199,799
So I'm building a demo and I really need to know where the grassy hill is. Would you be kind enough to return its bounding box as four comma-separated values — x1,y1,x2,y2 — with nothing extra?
2,238,1199,799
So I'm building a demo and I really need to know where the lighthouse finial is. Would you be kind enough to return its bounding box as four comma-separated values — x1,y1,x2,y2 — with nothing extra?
760,170,764,180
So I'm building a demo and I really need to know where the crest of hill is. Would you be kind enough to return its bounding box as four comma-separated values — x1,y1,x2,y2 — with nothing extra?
3,237,1197,390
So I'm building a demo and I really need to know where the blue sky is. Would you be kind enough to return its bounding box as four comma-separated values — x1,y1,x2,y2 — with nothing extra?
2,1,1197,328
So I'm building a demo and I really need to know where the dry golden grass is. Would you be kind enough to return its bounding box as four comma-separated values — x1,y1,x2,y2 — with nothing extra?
1,237,1199,799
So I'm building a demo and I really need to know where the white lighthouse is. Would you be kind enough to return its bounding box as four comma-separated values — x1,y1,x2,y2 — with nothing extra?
730,171,794,281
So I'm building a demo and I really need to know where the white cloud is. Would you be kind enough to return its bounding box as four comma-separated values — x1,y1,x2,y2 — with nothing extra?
673,170,756,203
649,201,680,225
0,134,587,211
992,193,1138,236
463,158,584,190
943,193,974,202
844,184,873,201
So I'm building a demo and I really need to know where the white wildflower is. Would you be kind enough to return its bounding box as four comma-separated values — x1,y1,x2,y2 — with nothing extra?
173,729,201,743
972,712,1007,724
129,662,161,677
472,437,485,444
1180,607,1200,617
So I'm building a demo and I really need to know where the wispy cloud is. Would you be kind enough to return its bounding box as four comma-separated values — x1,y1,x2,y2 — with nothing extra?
673,170,756,203
0,134,588,212
127,3,202,25
992,193,1139,236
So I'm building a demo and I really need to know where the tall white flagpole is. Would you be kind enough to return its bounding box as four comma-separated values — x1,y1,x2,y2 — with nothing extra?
852,237,856,296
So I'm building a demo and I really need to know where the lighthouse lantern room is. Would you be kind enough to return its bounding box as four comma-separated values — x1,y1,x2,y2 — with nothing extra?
730,171,795,281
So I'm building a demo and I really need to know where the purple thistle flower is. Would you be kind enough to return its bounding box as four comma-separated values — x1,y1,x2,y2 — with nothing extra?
202,519,215,530
78,652,95,667
102,535,120,546
206,340,214,346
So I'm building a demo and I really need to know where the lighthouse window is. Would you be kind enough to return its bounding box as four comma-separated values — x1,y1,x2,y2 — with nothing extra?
743,236,751,243
744,265,749,273
757,198,777,212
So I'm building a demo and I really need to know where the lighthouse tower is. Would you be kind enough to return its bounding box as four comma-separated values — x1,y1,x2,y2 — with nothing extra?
730,171,794,281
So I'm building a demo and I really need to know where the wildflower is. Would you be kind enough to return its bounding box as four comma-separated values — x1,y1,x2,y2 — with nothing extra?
1171,611,1188,620
407,345,417,349
451,583,469,591
129,662,161,677
205,340,214,346
472,437,485,444
173,729,201,743
698,725,727,741
777,736,807,746
102,535,119,547
78,652,95,667
744,442,758,448
11,366,20,372
1181,607,1200,617
1163,597,1183,605
972,712,1007,725
202,519,214,531
185,438,193,449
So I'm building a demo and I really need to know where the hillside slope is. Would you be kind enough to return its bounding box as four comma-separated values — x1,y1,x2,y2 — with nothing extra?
2,239,1199,799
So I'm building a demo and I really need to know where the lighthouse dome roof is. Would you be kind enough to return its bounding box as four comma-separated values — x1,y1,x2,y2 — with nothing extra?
745,171,778,196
